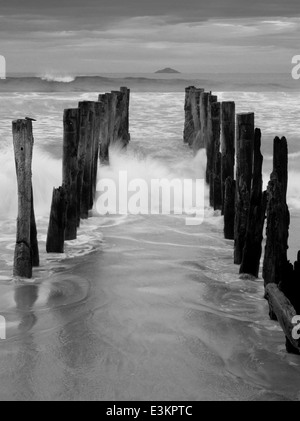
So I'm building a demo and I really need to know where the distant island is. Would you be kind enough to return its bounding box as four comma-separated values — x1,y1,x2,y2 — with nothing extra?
155,68,180,74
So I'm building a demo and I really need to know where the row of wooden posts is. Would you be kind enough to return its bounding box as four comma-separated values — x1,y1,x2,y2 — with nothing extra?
12,87,130,278
184,86,300,353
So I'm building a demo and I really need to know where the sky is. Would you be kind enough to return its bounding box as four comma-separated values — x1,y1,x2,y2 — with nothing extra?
0,0,299,75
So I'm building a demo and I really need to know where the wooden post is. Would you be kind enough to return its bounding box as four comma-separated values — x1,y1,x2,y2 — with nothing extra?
183,86,194,145
208,102,222,209
120,87,131,145
12,119,38,278
183,86,203,148
221,102,235,210
199,92,209,150
99,93,110,164
110,90,128,148
206,94,214,185
224,177,236,240
273,135,288,198
192,88,204,151
76,103,89,226
63,108,80,241
240,129,267,277
30,186,39,267
91,102,101,207
234,112,255,264
79,101,95,219
46,187,67,253
213,152,222,211
263,137,289,286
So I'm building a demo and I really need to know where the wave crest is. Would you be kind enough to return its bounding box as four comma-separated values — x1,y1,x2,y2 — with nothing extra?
40,73,75,83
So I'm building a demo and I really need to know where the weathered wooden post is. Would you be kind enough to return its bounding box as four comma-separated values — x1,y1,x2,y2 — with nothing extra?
199,92,209,150
183,86,195,145
240,129,267,277
221,102,235,210
110,90,129,148
263,137,289,286
208,101,222,209
30,186,39,267
46,187,67,253
206,94,215,185
192,88,204,151
91,102,101,206
213,152,222,211
76,103,89,226
12,119,39,278
63,108,80,240
99,93,111,164
224,177,236,240
184,86,202,148
79,101,95,219
234,112,254,264
120,87,131,145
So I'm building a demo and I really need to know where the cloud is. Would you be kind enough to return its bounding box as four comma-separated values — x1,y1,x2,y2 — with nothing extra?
0,1,299,73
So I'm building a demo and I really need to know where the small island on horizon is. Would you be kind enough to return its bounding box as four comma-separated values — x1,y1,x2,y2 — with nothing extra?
155,67,180,74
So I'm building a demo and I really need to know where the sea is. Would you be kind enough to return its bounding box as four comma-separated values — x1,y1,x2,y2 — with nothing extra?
0,73,300,401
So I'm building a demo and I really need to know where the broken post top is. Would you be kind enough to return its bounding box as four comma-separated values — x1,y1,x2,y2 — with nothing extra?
221,102,235,121
273,136,288,198
63,108,80,130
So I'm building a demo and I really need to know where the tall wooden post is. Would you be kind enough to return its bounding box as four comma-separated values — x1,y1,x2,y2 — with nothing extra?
208,101,221,209
240,129,267,277
263,137,290,286
224,177,236,240
76,103,89,226
234,112,254,264
12,119,38,278
30,186,39,267
46,187,67,253
63,108,80,241
120,86,131,145
199,92,209,150
221,102,235,210
99,93,110,164
91,102,101,207
79,101,95,219
184,86,203,148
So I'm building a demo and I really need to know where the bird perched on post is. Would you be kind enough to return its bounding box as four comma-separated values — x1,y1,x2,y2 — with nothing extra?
25,117,37,122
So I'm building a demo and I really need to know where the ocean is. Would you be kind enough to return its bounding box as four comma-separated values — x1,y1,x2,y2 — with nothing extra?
0,74,300,400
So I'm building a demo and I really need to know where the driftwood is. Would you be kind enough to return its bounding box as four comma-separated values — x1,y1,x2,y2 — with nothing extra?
234,112,255,264
265,283,300,354
12,119,38,278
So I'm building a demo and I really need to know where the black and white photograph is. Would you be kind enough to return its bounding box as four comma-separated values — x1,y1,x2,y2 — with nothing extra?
0,0,300,404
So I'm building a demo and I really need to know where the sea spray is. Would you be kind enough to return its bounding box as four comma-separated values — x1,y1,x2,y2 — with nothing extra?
0,146,61,218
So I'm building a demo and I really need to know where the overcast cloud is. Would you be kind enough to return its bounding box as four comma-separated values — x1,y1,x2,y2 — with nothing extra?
0,0,299,74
